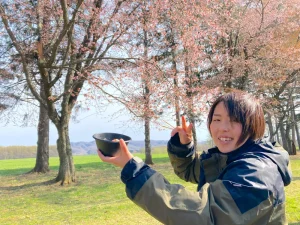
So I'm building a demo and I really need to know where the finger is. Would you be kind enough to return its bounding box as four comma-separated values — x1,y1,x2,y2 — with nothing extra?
178,129,191,144
97,148,117,162
97,149,105,160
182,116,187,132
119,139,128,153
187,123,193,135
97,149,110,161
178,129,187,138
171,127,181,137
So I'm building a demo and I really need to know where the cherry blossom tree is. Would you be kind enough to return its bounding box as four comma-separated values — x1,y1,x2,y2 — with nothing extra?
1,19,51,172
150,0,300,153
0,0,142,184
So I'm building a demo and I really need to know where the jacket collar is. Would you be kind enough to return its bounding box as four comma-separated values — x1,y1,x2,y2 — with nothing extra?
225,138,255,156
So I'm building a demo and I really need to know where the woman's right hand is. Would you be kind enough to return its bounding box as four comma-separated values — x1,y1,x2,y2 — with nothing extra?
171,116,193,145
97,139,133,168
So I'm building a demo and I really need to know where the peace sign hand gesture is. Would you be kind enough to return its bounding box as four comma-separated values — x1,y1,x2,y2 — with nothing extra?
171,116,193,145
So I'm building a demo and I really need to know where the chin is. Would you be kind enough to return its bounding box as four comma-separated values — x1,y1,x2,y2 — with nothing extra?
217,145,236,153
219,149,232,153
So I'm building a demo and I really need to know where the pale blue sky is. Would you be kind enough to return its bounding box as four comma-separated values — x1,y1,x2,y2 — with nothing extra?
0,105,210,146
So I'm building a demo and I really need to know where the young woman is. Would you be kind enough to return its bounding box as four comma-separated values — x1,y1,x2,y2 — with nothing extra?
98,91,292,225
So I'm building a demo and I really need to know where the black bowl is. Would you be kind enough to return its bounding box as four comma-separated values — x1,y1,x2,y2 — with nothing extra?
93,133,131,157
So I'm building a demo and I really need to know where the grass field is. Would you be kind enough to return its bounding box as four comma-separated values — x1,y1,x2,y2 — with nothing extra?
0,152,299,225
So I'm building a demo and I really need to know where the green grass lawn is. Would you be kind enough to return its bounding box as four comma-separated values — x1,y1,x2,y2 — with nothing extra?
0,153,299,225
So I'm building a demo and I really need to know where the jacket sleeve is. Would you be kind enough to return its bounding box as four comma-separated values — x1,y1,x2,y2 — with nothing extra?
121,157,279,225
167,133,201,184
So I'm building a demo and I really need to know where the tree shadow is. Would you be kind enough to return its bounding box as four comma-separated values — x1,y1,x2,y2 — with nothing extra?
0,179,57,191
293,177,300,181
0,165,60,177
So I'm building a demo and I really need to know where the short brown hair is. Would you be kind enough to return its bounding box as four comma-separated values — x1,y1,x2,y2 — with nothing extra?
207,91,265,145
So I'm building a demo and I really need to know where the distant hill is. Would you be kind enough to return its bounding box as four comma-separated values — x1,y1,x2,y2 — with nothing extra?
0,145,58,160
71,139,211,155
0,140,169,159
0,140,211,159
70,140,169,155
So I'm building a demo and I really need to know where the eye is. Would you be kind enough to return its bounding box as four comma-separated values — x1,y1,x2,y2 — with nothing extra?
230,118,239,122
212,119,220,122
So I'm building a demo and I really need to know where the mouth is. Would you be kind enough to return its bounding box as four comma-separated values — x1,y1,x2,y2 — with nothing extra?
218,137,233,142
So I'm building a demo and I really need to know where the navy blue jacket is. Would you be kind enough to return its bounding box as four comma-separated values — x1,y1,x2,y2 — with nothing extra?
121,134,292,225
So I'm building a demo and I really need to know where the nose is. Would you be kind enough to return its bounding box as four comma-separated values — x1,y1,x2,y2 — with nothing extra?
221,121,230,131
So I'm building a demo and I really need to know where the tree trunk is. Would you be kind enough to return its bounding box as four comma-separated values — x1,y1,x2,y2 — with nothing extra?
291,99,298,153
142,16,153,165
190,116,197,151
144,116,153,165
266,112,275,142
31,82,50,173
55,124,76,185
175,93,180,126
183,49,198,151
171,44,180,127
291,141,297,155
285,123,292,154
295,121,300,151
174,76,180,127
279,120,288,151
275,118,280,143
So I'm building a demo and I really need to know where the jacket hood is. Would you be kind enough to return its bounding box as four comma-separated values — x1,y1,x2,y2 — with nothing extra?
224,139,292,186
260,141,292,186
206,139,292,186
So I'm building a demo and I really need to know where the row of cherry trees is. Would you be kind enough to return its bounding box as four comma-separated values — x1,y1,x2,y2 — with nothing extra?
96,0,300,154
1,0,299,184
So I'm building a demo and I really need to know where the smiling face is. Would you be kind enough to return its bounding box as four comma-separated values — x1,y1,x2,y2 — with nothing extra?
209,101,246,153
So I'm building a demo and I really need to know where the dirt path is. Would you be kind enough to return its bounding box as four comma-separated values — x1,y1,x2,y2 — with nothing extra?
290,152,300,160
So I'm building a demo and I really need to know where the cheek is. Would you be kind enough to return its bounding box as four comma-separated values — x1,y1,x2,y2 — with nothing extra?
209,124,213,134
233,124,243,137
209,124,217,137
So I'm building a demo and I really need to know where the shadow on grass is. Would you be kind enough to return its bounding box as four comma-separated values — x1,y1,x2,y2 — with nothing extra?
0,162,119,178
0,161,111,177
0,156,171,177
290,222,300,225
0,179,57,191
0,166,60,177
74,156,170,169
293,177,300,181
